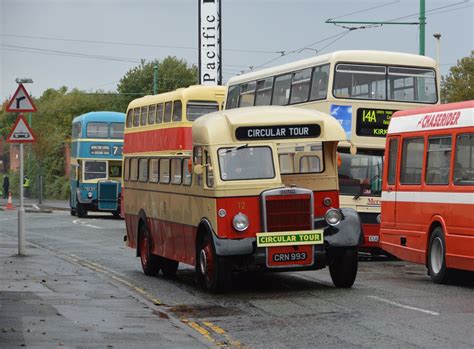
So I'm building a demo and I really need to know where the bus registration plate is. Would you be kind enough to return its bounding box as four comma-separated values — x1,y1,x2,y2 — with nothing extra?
266,245,314,268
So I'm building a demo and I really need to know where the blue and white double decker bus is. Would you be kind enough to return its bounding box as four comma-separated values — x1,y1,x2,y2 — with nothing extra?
70,111,125,217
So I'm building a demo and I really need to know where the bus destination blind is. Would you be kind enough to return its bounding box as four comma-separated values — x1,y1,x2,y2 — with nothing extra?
356,108,397,137
236,124,321,141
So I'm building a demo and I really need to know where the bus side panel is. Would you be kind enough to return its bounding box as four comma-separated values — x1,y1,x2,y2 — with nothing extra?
446,201,474,271
125,213,139,249
172,222,185,262
184,225,197,266
124,127,193,153
380,230,426,264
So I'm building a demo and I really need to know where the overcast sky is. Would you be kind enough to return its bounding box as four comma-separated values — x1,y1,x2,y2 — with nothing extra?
1,0,473,103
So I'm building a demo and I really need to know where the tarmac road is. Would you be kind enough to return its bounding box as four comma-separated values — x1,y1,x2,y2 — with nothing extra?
1,208,473,348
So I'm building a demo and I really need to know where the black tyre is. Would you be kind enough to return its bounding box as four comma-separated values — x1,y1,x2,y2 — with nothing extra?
328,247,358,288
427,227,451,284
195,232,230,293
76,202,87,218
161,258,179,278
138,223,161,276
70,192,76,216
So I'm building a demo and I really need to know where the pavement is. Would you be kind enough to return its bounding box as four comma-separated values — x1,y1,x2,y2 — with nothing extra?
0,198,69,212
0,207,210,348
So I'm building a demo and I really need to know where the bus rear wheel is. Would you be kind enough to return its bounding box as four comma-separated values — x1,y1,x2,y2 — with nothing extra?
138,224,160,276
328,247,358,288
161,258,179,278
196,233,230,293
428,227,451,284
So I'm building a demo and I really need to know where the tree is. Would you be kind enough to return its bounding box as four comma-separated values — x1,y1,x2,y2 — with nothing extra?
117,56,198,109
441,51,474,103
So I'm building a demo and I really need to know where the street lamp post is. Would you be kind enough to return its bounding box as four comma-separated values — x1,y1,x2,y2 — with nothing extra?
433,33,442,99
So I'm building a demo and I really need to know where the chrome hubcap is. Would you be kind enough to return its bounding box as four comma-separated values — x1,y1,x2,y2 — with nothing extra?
200,249,207,275
430,237,443,274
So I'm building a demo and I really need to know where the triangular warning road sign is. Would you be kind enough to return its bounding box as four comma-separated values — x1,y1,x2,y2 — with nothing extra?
6,83,37,112
7,114,35,143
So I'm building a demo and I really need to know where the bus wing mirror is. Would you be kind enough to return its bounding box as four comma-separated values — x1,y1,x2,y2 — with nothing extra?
194,165,204,175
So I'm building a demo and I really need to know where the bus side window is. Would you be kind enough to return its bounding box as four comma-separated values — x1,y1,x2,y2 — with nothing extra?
255,78,273,106
171,158,182,184
194,146,203,186
156,104,164,124
130,158,138,181
309,64,329,101
226,85,240,109
239,82,256,107
164,102,172,123
400,137,424,185
290,68,311,104
387,139,398,185
124,158,130,181
140,107,148,126
272,73,291,105
183,158,192,186
149,159,159,183
133,108,140,127
454,133,474,185
426,136,451,185
159,158,170,184
172,101,182,122
126,110,133,128
205,151,214,188
139,158,148,182
279,153,294,174
148,105,156,125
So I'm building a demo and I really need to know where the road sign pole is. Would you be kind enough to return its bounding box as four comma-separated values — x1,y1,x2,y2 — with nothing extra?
18,143,25,255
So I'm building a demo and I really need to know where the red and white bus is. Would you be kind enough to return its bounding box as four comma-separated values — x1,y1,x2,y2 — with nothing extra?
380,101,474,283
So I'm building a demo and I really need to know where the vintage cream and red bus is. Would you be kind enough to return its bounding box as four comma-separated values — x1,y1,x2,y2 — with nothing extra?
380,101,474,283
225,50,439,253
123,105,363,292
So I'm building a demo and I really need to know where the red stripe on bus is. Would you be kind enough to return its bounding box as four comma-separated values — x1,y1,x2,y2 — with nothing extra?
124,127,193,153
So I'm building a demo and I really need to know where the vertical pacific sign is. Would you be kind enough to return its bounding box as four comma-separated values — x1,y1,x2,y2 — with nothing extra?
198,0,222,85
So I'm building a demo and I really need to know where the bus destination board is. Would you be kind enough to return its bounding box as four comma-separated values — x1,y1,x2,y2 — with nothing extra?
236,124,321,141
356,108,397,137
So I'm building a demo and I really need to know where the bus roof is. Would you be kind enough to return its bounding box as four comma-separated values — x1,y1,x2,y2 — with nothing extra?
127,85,226,110
227,50,437,86
72,111,125,124
388,100,474,135
193,106,346,145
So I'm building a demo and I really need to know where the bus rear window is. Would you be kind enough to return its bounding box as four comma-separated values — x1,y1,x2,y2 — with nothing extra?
186,101,219,121
87,122,108,138
110,123,124,139
84,161,107,180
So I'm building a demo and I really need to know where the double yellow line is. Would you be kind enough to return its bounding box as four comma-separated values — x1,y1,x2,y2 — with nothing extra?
67,254,244,348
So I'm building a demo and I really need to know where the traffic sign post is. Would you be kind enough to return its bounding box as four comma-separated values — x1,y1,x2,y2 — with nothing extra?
6,81,36,255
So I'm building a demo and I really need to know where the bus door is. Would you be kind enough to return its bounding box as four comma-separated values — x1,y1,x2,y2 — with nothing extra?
382,137,400,227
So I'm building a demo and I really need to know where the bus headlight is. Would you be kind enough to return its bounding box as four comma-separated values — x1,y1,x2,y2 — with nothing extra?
376,214,382,224
87,192,93,199
232,213,249,232
325,208,342,226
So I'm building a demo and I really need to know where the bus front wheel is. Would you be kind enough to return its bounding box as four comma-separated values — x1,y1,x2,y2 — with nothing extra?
428,227,451,284
328,247,358,288
138,224,160,276
76,202,87,218
196,233,230,293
